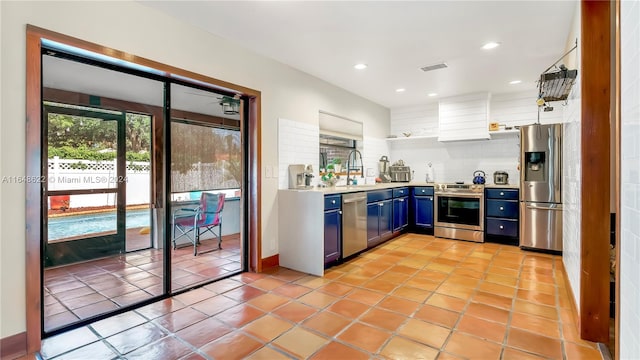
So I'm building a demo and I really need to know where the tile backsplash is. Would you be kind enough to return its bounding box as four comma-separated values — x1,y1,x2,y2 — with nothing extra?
277,118,320,189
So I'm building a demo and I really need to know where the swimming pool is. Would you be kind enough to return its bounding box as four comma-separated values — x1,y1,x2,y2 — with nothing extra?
48,209,151,241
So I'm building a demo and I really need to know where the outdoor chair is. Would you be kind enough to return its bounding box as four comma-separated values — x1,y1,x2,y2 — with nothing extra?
172,192,225,256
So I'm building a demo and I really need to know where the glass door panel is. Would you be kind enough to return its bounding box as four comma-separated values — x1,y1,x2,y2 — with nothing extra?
169,83,244,292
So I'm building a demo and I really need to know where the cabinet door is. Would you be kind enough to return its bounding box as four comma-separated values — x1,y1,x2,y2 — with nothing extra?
414,196,434,228
324,209,341,264
367,202,380,245
379,199,393,238
393,197,408,231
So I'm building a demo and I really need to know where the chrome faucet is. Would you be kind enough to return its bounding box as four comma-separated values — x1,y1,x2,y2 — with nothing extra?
346,149,364,185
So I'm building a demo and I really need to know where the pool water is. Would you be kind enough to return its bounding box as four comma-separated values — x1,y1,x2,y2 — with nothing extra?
48,209,151,241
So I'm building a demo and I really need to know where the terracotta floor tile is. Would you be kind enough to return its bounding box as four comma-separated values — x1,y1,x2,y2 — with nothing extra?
327,299,371,319
444,332,502,360
49,340,116,360
413,304,459,328
242,314,293,342
436,352,466,360
502,347,548,360
435,283,474,300
40,327,99,359
451,267,484,280
298,290,340,309
337,322,391,353
359,307,407,332
200,331,263,360
405,277,441,291
62,293,109,310
153,307,209,332
478,281,516,298
513,299,558,320
376,271,412,284
455,314,506,343
191,294,239,316
417,269,450,283
173,287,216,305
309,341,370,360
90,311,147,337
105,323,167,355
224,285,266,302
507,327,563,359
272,327,328,359
302,311,352,336
464,302,509,324
136,298,185,319
126,336,192,360
510,311,561,338
273,301,318,322
336,273,370,286
250,277,287,291
72,300,120,319
443,274,480,288
215,304,265,327
203,278,243,294
398,318,450,349
362,278,399,293
471,291,513,310
380,336,439,360
484,273,518,287
272,283,312,298
244,347,290,360
425,262,455,273
247,293,290,311
174,317,233,348
345,288,386,306
392,285,432,303
389,264,421,275
425,293,467,312
486,265,520,278
516,288,557,306
564,342,604,359
293,275,332,289
318,282,355,297
375,296,419,316
518,279,556,295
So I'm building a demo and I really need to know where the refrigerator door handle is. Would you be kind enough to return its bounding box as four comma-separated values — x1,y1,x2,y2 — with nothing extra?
525,205,562,211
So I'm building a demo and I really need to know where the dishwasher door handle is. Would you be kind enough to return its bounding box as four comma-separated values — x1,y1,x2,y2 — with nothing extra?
343,196,367,204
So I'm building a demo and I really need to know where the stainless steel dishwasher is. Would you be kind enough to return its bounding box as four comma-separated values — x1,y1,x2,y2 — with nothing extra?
342,192,368,258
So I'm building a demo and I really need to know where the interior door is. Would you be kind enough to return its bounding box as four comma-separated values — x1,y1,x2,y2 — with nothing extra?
43,104,126,267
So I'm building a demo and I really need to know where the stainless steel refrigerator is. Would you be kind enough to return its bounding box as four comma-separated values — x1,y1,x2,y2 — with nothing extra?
520,123,563,251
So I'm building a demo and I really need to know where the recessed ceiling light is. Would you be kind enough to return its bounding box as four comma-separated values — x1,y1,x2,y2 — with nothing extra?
428,93,438,97
395,88,406,93
354,63,368,70
509,80,522,85
482,42,501,50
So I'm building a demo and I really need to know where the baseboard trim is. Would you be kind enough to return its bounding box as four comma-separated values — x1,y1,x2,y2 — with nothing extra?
1,331,27,359
260,254,279,271
561,264,581,327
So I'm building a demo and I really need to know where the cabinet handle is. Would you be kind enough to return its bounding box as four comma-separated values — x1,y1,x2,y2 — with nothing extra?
499,225,504,229
400,190,404,194
399,199,405,202
500,192,504,196
339,210,342,215
421,189,425,193
331,200,336,204
499,206,504,211
379,203,384,207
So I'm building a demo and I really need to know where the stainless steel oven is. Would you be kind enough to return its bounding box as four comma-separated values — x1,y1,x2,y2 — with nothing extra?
434,183,484,242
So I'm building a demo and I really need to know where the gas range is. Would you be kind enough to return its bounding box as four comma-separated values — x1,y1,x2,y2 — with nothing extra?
434,183,484,194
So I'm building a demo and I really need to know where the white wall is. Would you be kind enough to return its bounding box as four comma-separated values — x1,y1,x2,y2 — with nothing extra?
620,0,640,357
0,1,389,339
388,91,563,184
561,1,582,313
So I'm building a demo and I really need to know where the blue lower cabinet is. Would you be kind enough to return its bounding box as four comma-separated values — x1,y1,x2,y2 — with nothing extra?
393,197,408,231
324,195,341,265
367,199,393,248
485,188,519,244
411,186,433,230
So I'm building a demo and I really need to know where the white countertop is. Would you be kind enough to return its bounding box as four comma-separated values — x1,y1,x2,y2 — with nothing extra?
282,181,519,195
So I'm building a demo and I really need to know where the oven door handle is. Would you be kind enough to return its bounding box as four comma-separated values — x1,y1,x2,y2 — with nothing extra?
435,192,483,199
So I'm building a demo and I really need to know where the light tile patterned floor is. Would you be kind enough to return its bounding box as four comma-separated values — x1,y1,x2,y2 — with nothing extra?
36,234,603,360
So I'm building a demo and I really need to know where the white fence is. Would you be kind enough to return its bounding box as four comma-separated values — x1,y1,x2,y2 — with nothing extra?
48,157,151,209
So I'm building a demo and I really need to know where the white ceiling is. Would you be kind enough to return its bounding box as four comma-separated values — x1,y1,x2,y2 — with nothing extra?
141,0,578,109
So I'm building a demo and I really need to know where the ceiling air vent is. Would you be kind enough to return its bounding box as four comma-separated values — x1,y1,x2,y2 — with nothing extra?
420,62,448,72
